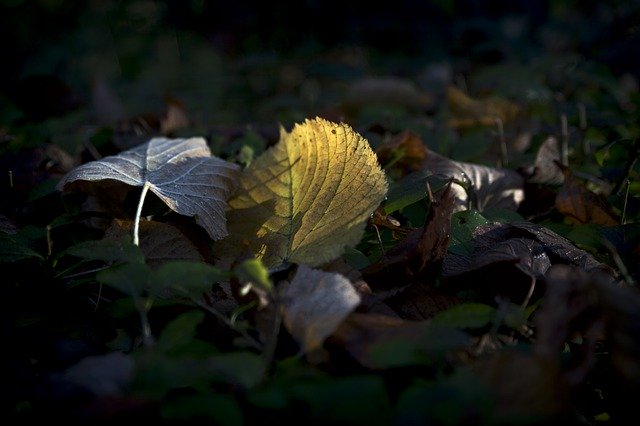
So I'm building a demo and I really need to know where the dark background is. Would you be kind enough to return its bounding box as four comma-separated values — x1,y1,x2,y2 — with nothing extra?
1,0,639,125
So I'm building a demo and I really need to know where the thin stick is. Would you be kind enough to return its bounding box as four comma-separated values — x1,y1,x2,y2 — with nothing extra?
46,225,53,257
136,297,154,347
521,276,536,310
133,181,152,246
8,170,13,188
196,299,262,350
496,118,508,167
82,139,102,160
578,102,590,155
622,179,630,226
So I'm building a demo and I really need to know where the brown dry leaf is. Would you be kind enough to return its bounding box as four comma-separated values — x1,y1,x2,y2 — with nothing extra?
279,265,361,353
555,164,619,225
534,265,603,385
362,182,455,293
447,86,521,129
328,312,470,370
376,130,429,175
533,264,640,420
328,313,427,369
160,95,191,135
442,221,615,303
104,219,205,268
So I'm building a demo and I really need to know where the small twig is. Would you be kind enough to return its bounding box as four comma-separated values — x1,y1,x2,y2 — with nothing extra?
196,299,262,350
8,170,13,188
82,139,103,160
495,117,508,167
602,238,635,286
621,179,630,226
612,139,639,195
56,264,112,280
577,102,590,155
46,225,53,258
261,306,282,380
373,224,385,257
520,276,536,311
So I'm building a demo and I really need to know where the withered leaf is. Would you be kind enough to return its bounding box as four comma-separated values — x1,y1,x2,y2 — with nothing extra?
219,117,388,268
522,136,564,185
279,265,361,353
383,284,462,321
442,221,615,303
362,182,455,293
444,221,610,278
422,147,524,212
328,312,471,369
555,164,619,225
375,130,429,175
447,86,521,129
534,264,640,420
57,137,240,240
534,265,602,385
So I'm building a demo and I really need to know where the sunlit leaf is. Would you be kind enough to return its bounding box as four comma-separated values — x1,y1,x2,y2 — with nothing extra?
219,117,388,268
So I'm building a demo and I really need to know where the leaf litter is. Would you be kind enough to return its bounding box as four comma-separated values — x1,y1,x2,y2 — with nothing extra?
4,22,640,423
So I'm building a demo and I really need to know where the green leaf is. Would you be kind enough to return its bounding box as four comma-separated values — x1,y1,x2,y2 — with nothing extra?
97,262,151,297
431,303,495,329
234,258,272,293
63,239,145,264
151,261,227,299
208,352,264,389
384,171,448,214
0,233,43,263
290,376,391,425
157,310,205,353
368,325,472,369
161,393,243,425
448,210,490,256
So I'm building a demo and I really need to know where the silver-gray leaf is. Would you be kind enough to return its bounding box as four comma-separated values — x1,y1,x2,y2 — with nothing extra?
57,137,240,240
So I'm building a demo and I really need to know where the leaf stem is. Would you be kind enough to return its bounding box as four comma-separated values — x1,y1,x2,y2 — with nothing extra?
133,181,152,246
195,299,263,350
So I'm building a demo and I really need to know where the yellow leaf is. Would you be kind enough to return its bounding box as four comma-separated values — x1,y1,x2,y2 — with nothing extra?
218,117,388,268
